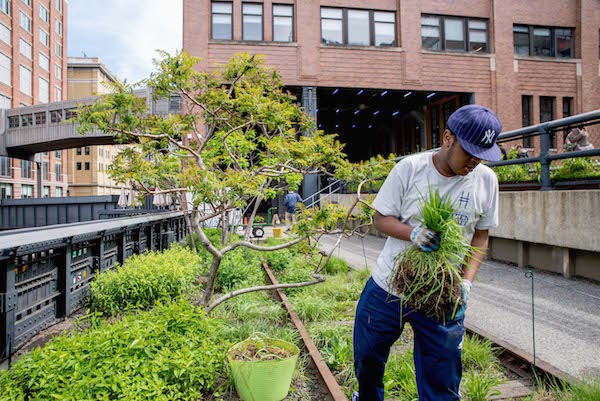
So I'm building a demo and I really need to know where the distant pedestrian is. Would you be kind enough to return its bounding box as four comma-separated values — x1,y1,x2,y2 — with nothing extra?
565,128,594,151
516,144,529,158
284,190,303,228
499,144,507,160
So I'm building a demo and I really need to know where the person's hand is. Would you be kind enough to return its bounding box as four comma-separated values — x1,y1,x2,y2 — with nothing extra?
410,226,440,252
453,279,472,321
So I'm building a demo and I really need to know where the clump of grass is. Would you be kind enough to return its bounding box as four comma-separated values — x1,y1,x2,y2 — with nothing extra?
461,370,501,401
528,377,600,401
392,187,476,321
462,335,501,373
384,351,420,401
289,292,335,322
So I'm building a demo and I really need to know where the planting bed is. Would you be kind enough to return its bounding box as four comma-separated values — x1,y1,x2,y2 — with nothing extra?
1,232,598,400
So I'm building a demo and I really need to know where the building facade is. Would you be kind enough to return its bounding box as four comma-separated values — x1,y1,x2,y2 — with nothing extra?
67,57,128,196
0,0,68,199
183,0,600,162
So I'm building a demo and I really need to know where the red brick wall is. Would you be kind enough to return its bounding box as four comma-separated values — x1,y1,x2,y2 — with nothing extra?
184,0,600,136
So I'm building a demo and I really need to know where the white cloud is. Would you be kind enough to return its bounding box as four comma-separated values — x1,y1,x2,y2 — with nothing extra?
68,0,182,83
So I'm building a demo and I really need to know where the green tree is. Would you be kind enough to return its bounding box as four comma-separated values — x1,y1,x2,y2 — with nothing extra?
76,51,391,311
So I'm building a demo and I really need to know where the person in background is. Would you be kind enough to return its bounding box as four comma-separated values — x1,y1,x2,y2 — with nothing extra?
499,144,508,160
284,189,303,228
565,128,594,151
516,144,529,158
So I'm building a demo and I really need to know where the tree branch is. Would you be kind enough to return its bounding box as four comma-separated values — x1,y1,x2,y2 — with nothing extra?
221,236,305,254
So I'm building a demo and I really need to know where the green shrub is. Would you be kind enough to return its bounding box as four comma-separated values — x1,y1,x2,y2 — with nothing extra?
462,335,500,373
552,157,600,180
264,248,294,272
89,244,204,315
215,248,262,291
324,256,349,274
0,301,229,400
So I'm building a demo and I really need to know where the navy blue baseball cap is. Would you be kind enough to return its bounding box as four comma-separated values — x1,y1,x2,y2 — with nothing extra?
447,104,503,161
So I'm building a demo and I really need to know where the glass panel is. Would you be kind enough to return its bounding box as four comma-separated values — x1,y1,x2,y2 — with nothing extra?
321,8,342,19
533,27,552,57
321,19,342,45
274,16,293,42
212,2,232,13
375,22,395,46
212,14,232,39
243,3,262,15
468,20,486,30
421,16,440,27
347,10,370,46
555,28,573,58
514,31,530,55
273,5,292,17
445,18,465,51
422,26,441,50
374,11,394,23
469,30,487,52
243,14,262,40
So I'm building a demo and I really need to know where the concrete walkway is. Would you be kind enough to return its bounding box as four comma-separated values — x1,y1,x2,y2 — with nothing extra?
319,234,600,380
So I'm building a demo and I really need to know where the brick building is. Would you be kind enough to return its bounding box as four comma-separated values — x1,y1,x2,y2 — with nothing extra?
66,57,128,196
0,0,68,199
183,0,600,164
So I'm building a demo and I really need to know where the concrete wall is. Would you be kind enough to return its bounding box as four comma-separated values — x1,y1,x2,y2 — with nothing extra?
323,190,600,281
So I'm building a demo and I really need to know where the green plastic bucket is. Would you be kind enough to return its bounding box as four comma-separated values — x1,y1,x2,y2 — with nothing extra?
227,337,299,401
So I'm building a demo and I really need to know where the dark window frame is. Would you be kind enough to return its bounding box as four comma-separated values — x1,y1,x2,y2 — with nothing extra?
0,156,11,177
421,14,489,53
540,96,556,148
84,162,90,170
320,6,397,47
513,24,574,58
211,1,233,40
272,4,294,43
20,159,32,179
242,2,264,42
521,95,533,147
54,162,62,181
84,146,90,155
76,162,82,170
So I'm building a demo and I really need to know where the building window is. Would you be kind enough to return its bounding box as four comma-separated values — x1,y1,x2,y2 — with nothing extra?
39,52,49,71
0,23,10,44
422,15,487,53
22,0,30,6
55,64,62,80
55,163,62,181
54,150,61,158
0,93,9,109
20,113,32,126
442,100,456,128
430,105,441,148
242,3,263,41
55,19,62,36
85,162,90,170
21,184,33,198
55,186,62,197
19,38,32,59
522,96,533,147
39,28,49,47
20,65,32,96
43,186,50,197
0,156,11,177
39,4,49,23
562,97,573,144
99,162,103,171
35,111,46,125
55,41,62,58
98,147,102,157
540,96,555,147
76,162,82,170
76,147,82,155
273,4,293,42
50,110,62,123
39,77,49,103
55,86,62,101
19,11,32,33
0,52,10,86
321,7,396,47
0,0,9,15
211,2,233,40
85,146,90,155
56,0,62,13
0,183,12,199
8,116,19,128
105,150,109,158
513,25,574,58
20,159,32,179
321,8,343,45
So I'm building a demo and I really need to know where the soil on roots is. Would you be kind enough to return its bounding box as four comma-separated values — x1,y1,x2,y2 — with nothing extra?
392,259,463,322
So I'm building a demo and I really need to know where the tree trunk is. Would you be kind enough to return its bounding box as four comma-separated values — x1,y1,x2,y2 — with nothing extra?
179,192,196,251
221,211,228,246
244,195,263,240
200,254,223,306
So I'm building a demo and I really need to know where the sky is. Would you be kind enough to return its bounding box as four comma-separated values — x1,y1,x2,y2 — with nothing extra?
68,0,183,84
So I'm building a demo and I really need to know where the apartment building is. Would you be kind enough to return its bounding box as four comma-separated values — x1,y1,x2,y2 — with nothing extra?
0,0,68,199
67,56,128,196
183,0,600,163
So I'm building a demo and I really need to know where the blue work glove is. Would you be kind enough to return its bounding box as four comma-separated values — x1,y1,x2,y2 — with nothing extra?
410,226,440,252
453,279,472,321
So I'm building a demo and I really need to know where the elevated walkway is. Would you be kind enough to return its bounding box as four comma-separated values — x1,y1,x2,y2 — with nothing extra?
0,88,182,160
319,234,600,380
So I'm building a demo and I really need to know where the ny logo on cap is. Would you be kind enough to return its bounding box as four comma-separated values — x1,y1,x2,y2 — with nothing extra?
481,129,495,144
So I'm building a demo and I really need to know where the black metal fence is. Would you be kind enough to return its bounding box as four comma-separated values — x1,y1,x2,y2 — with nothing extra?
0,211,188,363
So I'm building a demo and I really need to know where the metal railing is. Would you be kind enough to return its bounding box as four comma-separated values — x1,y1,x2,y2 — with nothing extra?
0,211,188,364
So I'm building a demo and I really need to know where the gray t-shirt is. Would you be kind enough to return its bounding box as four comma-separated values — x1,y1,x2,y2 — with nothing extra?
371,152,499,295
